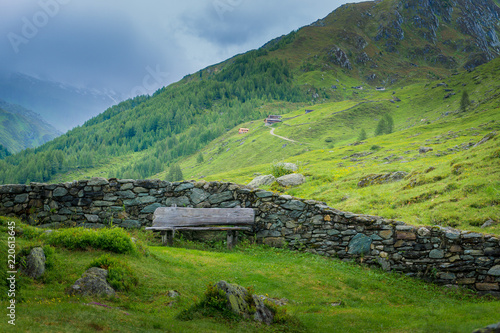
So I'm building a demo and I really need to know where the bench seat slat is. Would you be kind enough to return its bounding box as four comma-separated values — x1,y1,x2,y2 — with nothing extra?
147,226,252,231
153,207,255,227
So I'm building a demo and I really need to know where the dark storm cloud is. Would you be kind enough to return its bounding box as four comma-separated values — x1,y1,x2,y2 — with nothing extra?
0,0,362,97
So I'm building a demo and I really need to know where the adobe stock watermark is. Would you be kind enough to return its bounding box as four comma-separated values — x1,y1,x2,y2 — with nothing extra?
130,65,170,97
7,0,71,54
213,0,244,21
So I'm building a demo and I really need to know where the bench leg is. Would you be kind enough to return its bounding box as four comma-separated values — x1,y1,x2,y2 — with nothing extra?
161,230,175,246
227,230,238,250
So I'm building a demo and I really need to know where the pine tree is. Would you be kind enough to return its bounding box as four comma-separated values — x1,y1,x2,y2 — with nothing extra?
375,118,387,136
384,114,394,134
358,128,367,141
196,153,204,164
460,90,470,112
166,164,183,182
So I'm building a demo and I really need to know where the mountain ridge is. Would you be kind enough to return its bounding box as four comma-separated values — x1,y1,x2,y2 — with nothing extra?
0,99,61,154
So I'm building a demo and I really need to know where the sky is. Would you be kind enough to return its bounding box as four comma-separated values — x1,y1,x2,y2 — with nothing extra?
0,0,363,98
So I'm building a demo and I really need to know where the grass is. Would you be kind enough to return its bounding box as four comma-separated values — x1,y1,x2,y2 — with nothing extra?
160,60,500,235
1,217,500,332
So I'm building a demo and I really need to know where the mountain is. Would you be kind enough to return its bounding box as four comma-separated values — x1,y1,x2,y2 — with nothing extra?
0,0,498,185
0,99,62,154
0,71,124,132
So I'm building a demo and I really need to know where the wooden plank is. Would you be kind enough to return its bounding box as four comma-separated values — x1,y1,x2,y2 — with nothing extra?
153,207,255,227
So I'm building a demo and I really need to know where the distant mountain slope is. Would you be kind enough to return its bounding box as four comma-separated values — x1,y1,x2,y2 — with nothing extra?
0,71,123,132
0,99,61,153
0,0,498,184
197,0,500,87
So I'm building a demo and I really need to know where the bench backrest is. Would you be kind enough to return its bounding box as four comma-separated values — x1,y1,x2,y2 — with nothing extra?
152,207,255,227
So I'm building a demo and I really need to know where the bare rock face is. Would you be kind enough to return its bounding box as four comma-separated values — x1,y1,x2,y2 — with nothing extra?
20,247,46,279
327,46,352,70
69,267,115,297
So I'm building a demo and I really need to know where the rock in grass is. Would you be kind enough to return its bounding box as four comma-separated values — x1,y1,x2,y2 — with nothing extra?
357,171,408,188
472,321,500,333
276,173,306,187
214,281,274,324
20,247,46,279
69,267,115,297
248,175,276,188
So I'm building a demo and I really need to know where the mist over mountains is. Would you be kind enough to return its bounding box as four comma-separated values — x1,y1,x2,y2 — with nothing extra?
0,71,124,132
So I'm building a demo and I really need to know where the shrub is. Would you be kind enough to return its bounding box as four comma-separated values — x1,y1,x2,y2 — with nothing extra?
270,162,294,178
87,254,138,292
46,227,136,254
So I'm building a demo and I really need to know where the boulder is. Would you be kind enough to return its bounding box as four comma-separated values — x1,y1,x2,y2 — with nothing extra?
472,322,500,333
214,281,274,324
281,163,298,172
276,174,306,187
69,267,115,297
20,247,46,279
419,147,433,154
248,175,276,188
357,171,408,187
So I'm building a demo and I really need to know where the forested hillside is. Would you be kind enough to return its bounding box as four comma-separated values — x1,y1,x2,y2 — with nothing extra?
0,53,311,183
0,0,499,184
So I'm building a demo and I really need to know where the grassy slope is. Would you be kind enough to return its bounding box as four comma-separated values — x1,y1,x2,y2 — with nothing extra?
0,108,59,153
1,217,499,333
160,60,500,235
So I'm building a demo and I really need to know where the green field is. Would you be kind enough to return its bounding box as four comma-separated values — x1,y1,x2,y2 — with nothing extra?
1,217,499,333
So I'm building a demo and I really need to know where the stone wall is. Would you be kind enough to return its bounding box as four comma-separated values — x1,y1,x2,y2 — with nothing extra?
1,178,499,294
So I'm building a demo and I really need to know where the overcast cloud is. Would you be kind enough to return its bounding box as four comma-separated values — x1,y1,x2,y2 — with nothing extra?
1,0,362,97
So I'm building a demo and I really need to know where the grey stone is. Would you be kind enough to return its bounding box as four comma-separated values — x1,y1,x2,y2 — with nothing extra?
53,187,68,197
209,191,233,204
214,281,274,324
117,190,136,199
255,191,273,198
488,265,500,276
14,194,29,203
429,249,445,259
347,233,372,255
133,187,149,193
165,196,191,207
419,147,433,154
87,178,109,186
276,173,306,187
190,188,210,205
462,233,483,239
141,203,163,214
69,267,115,296
472,321,500,333
20,247,46,279
282,200,306,211
248,175,276,188
377,257,391,271
84,214,100,223
482,219,498,228
121,220,141,229
175,183,195,192
357,171,408,187
120,183,134,190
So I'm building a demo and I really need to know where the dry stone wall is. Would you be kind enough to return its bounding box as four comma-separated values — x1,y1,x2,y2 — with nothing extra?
1,178,499,294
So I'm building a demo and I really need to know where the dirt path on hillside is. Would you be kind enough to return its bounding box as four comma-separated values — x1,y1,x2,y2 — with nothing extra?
270,128,302,143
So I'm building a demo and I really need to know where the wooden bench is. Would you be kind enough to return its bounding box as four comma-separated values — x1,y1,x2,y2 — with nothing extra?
145,206,255,249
